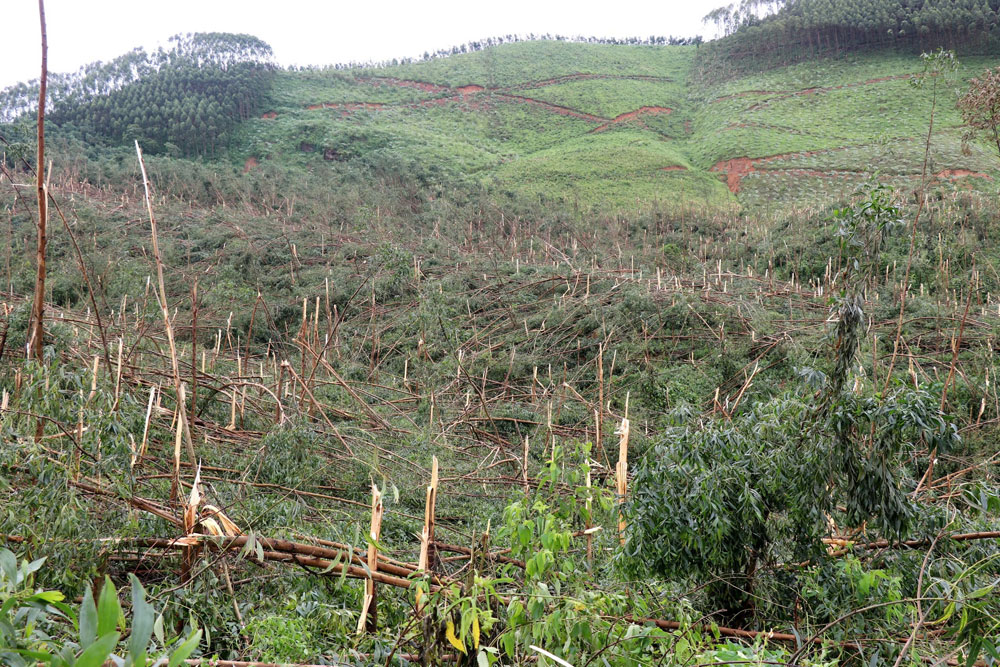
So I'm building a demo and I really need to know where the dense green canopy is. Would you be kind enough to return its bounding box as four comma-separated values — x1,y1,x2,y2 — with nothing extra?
705,0,1000,71
0,32,275,156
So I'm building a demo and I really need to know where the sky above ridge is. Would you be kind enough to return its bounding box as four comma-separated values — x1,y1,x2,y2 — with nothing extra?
2,0,724,89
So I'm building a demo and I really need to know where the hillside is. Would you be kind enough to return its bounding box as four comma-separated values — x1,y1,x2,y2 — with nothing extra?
235,41,1000,211
3,30,1000,667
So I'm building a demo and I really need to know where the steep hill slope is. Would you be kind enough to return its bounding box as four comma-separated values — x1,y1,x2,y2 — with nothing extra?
236,42,1000,212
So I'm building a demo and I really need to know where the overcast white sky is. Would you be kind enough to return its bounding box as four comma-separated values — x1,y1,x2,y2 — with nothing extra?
2,0,724,89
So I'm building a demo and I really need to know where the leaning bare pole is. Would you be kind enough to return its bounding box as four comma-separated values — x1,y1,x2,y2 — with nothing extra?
135,141,197,498
27,0,47,361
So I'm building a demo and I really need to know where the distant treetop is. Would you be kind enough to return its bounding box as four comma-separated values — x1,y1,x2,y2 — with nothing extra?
0,32,275,157
702,0,999,73
307,34,703,72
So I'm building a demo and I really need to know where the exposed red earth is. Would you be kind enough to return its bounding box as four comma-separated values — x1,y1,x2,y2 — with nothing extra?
713,146,877,192
593,106,672,132
711,158,757,192
936,168,993,181
257,71,995,198
711,147,994,194
494,93,610,123
286,73,679,128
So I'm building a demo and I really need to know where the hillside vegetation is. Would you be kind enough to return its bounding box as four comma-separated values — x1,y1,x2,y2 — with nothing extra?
228,41,1000,211
2,16,1000,667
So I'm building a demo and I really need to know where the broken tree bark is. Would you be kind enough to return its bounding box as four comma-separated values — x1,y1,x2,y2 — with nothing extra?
27,0,47,363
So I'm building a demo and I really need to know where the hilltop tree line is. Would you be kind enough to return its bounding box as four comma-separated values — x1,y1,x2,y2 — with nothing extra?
0,32,275,157
704,0,1000,70
312,33,704,71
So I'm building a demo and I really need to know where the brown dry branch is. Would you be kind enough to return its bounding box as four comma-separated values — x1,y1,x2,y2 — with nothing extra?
134,141,196,499
26,0,47,364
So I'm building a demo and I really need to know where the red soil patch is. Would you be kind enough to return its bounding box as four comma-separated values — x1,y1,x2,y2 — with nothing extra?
306,102,385,114
711,146,995,195
495,94,609,123
593,106,672,132
710,157,757,193
712,148,870,192
243,157,259,174
613,106,671,122
261,111,277,119
936,168,993,181
660,166,687,172
456,84,484,95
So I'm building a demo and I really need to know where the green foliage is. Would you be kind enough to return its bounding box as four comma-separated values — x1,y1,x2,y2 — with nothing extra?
701,0,1000,77
959,65,1000,159
2,33,1000,667
622,383,958,613
244,615,315,663
1,33,275,157
0,551,201,667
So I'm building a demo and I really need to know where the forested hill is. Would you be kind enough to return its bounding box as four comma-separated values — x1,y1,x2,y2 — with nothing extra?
0,33,274,157
704,0,1000,69
2,8,1000,213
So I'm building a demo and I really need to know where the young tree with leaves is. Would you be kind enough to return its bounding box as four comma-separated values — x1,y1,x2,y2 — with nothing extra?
959,67,1000,160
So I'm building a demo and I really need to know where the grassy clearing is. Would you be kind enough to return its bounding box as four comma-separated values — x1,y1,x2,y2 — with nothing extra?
491,128,732,211
243,42,1000,212
525,78,687,119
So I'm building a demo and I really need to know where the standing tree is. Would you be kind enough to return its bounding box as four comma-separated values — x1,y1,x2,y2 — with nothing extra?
27,0,47,362
959,67,1000,160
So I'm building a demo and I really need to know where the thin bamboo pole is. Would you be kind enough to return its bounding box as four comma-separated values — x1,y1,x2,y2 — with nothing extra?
136,140,195,498
357,484,384,633
27,0,47,363
416,456,438,613
615,392,630,546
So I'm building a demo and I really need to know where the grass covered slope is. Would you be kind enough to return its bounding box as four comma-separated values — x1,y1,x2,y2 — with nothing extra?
239,42,1000,212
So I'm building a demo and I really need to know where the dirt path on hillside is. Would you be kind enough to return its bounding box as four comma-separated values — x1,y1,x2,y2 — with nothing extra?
712,74,915,110
279,71,685,127
508,73,674,91
711,146,993,193
493,93,610,123
360,76,450,93
592,106,671,132
936,168,992,181
306,102,385,113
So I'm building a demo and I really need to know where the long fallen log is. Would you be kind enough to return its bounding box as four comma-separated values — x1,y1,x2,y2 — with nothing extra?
131,536,447,591
824,531,1000,557
621,615,830,646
